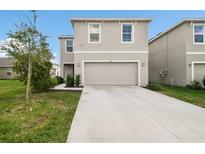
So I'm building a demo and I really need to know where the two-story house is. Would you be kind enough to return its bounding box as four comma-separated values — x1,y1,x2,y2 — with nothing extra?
149,19,205,86
59,17,151,86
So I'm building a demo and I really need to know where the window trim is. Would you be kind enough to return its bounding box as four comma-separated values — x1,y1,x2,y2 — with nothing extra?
64,39,73,53
191,61,205,81
6,68,12,76
88,22,101,44
193,24,205,45
121,23,134,43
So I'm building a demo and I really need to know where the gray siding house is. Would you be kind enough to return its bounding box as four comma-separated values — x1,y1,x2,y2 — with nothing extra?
149,19,205,86
0,57,16,79
59,18,151,86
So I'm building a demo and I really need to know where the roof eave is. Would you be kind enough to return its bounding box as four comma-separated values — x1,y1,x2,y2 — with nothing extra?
70,17,152,25
58,35,74,39
149,18,205,44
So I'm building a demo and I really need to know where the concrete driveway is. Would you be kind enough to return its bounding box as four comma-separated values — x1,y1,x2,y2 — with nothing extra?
67,86,205,143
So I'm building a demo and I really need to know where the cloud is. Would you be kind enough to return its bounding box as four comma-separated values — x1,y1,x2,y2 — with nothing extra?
0,51,8,58
50,51,59,65
53,52,57,57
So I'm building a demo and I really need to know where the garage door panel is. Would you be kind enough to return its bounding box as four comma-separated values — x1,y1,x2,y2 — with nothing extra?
84,62,138,86
194,64,205,82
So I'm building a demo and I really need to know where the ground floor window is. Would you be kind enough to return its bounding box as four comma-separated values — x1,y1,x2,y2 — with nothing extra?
6,68,12,76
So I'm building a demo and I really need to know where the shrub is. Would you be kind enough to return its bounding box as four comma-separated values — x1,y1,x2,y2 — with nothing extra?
50,77,58,88
56,76,65,84
203,77,205,87
32,77,57,93
75,74,81,87
31,61,55,92
146,82,162,91
66,74,74,87
186,84,193,89
186,79,203,90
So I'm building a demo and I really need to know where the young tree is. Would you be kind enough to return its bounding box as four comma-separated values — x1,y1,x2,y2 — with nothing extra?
1,11,53,102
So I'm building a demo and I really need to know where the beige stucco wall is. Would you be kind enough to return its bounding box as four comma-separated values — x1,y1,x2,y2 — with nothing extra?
149,23,187,86
59,38,74,78
73,21,149,51
74,53,148,87
149,35,168,83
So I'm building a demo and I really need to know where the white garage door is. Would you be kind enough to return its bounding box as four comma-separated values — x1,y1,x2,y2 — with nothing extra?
84,62,138,86
194,63,205,82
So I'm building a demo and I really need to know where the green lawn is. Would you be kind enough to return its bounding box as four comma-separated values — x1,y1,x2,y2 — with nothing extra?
147,82,205,108
0,80,81,143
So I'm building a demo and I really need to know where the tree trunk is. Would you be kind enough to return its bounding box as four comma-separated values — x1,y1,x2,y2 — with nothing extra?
26,55,32,103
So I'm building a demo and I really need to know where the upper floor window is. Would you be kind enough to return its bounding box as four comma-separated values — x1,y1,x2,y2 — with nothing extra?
121,23,134,43
66,40,73,52
88,23,101,43
194,25,205,44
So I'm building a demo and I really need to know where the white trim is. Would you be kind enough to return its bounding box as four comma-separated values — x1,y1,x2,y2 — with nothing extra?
82,60,141,86
193,24,205,45
70,17,152,22
58,35,73,39
74,51,148,54
88,22,101,44
121,23,134,43
64,39,73,53
63,62,74,64
191,61,205,81
187,52,205,55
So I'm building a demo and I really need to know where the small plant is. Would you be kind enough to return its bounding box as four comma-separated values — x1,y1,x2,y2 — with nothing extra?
203,76,205,87
187,79,203,90
146,82,162,91
75,74,81,87
56,76,65,84
50,77,58,88
186,84,193,89
66,74,74,87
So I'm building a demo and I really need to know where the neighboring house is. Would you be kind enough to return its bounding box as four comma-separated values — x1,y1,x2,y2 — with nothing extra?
50,63,60,77
0,57,16,79
0,51,60,79
149,19,205,86
59,17,151,86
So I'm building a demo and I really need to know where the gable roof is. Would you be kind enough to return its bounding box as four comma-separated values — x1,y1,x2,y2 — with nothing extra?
149,18,205,44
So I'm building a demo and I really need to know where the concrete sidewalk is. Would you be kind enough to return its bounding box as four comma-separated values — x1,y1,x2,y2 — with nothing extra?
53,83,83,91
67,86,205,143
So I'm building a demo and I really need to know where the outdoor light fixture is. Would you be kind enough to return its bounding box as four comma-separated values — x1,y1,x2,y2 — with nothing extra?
142,62,145,67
